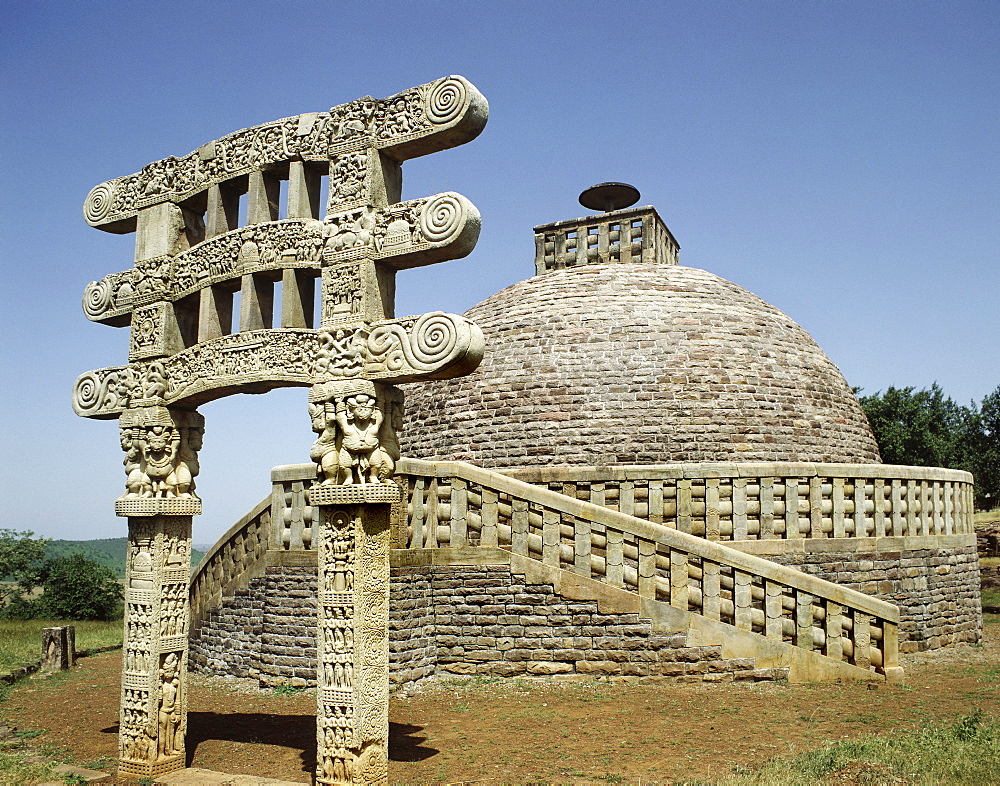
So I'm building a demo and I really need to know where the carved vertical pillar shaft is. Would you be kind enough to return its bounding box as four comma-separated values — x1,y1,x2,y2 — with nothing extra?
120,516,192,778
312,487,397,786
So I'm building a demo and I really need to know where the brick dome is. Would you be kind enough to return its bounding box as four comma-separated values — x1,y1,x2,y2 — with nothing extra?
399,262,880,467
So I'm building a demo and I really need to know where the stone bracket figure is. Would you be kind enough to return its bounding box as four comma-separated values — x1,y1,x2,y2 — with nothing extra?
117,407,204,517
309,380,401,487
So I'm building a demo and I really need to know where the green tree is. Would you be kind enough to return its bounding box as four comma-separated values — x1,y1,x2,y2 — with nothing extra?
971,385,1000,509
859,383,1000,510
0,529,48,610
859,384,973,468
33,554,123,621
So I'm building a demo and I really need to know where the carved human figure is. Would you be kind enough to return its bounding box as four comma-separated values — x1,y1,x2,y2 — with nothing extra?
163,536,188,567
121,427,150,497
372,399,402,482
143,425,179,497
330,538,352,591
172,425,202,498
325,207,375,251
158,653,182,758
142,362,168,399
336,393,382,485
310,403,341,485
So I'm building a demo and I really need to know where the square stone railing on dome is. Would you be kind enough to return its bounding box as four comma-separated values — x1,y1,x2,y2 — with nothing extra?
532,205,679,275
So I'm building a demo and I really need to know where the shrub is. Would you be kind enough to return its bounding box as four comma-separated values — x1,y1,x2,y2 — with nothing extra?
33,555,123,621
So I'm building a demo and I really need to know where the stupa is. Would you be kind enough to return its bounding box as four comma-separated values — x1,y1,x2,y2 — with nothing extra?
189,185,980,691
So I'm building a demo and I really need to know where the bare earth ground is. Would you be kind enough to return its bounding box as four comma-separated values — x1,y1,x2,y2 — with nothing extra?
2,618,997,784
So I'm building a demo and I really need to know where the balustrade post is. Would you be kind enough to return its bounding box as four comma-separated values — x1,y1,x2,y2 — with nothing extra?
542,509,560,567
765,580,783,639
794,592,813,650
451,479,468,547
705,479,721,540
759,477,775,539
734,571,752,630
702,560,721,620
480,488,499,547
784,478,800,539
852,612,872,671
669,550,688,609
824,601,843,660
605,529,625,586
732,479,748,540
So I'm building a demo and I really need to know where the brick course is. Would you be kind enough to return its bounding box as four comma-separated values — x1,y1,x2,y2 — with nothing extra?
189,563,783,686
766,543,982,652
400,264,881,468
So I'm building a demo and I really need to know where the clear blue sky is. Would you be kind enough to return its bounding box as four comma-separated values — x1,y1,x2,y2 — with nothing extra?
1,1,997,544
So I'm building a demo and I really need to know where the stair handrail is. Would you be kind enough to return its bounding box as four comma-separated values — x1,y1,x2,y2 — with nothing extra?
189,496,272,636
396,458,900,674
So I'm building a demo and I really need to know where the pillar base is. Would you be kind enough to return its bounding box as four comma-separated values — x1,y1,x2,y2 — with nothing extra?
118,754,185,778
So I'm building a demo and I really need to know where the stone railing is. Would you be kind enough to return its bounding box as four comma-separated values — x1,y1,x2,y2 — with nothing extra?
532,205,679,274
189,497,271,636
502,463,974,542
395,458,900,675
190,459,944,675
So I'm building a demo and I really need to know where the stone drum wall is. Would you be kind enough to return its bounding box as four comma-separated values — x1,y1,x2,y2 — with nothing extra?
189,562,787,687
759,540,982,652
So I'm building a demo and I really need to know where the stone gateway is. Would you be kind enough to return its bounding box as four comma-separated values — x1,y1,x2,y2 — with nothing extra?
75,76,489,783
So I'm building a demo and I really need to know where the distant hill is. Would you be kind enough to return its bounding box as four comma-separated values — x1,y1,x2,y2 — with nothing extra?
44,538,206,577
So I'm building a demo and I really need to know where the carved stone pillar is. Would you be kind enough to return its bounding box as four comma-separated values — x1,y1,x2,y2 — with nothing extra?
116,406,203,778
311,488,398,785
120,516,193,778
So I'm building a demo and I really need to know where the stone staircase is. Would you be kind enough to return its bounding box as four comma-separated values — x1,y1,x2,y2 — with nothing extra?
191,459,982,684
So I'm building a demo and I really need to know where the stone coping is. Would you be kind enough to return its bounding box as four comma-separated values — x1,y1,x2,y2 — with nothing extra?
269,461,974,485
116,498,201,517
728,534,977,556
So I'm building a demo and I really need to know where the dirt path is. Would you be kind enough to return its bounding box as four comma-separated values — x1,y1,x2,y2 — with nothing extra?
2,618,997,784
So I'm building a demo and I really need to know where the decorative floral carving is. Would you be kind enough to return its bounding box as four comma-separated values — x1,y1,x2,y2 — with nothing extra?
129,305,163,359
367,312,464,374
83,277,116,318
85,77,484,232
418,194,465,244
83,180,118,225
374,89,428,142
314,503,392,784
74,330,319,417
84,221,325,322
119,518,192,775
315,328,364,379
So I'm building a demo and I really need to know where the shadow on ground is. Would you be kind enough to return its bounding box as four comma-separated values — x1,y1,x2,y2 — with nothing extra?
104,714,438,774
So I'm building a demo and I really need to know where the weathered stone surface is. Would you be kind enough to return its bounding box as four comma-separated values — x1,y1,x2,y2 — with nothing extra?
762,543,983,652
400,263,881,467
190,562,781,686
